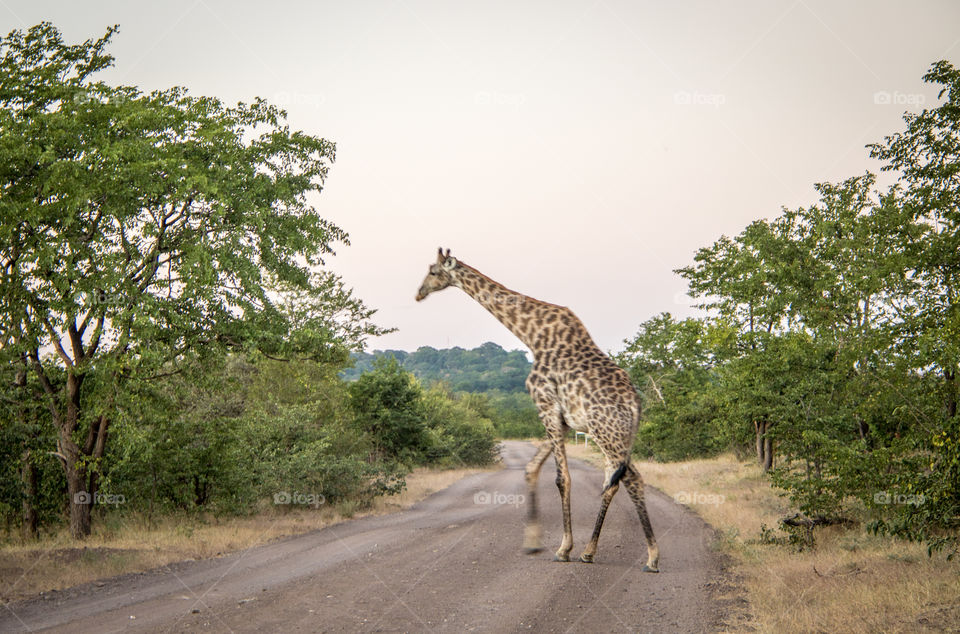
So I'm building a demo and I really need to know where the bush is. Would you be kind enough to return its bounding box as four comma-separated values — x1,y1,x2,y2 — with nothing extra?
420,386,499,466
348,358,430,462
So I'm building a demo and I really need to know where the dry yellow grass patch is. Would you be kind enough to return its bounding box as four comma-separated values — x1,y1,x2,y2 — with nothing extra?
568,441,960,633
0,466,490,603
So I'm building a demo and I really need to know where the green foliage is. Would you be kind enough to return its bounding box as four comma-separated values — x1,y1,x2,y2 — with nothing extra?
0,369,66,530
617,313,728,460
635,60,960,555
342,342,532,393
419,386,499,466
346,358,501,467
103,354,408,519
348,357,430,461
105,354,253,515
0,22,389,537
477,390,544,439
344,343,542,439
0,22,354,364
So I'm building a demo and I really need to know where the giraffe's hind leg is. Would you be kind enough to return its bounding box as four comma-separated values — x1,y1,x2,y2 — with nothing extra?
522,441,553,553
578,461,623,563
550,434,574,562
622,464,660,572
525,390,574,562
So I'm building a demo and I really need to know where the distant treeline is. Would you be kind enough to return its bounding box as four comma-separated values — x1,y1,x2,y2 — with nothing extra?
341,342,532,393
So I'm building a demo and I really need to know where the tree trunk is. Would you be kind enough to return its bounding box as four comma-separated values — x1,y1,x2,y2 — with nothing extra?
193,475,209,507
756,420,774,472
20,449,38,540
857,417,870,441
946,368,957,419
59,415,97,539
14,357,38,539
62,441,93,539
755,420,765,465
56,371,110,539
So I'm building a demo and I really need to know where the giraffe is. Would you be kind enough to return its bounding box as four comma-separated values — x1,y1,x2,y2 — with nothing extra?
415,248,659,572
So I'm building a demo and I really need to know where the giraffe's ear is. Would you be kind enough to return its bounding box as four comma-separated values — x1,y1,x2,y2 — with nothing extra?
442,256,457,270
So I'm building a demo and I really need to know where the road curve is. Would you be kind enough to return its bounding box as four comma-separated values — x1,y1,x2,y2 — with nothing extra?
1,441,727,633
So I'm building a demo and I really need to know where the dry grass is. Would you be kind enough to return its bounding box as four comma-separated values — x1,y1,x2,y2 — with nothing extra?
0,466,491,603
568,441,960,633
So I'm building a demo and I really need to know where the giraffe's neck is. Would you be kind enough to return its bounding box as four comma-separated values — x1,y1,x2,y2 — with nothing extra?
452,262,556,352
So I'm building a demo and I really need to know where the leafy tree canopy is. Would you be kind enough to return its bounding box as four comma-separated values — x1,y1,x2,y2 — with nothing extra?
0,22,387,537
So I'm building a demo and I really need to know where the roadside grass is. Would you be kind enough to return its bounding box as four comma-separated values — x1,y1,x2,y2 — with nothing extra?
0,466,491,603
566,442,960,633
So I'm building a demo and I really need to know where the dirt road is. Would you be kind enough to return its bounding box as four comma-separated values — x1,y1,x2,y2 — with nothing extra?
1,441,730,633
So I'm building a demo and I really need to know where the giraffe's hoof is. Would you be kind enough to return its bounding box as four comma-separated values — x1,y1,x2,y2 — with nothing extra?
552,554,571,562
523,547,543,555
579,554,594,564
641,564,660,573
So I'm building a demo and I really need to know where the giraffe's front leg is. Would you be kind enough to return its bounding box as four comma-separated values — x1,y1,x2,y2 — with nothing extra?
551,437,574,562
523,441,552,554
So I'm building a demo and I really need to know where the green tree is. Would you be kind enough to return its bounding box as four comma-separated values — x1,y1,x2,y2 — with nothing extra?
617,313,732,460
239,356,405,508
867,60,960,551
870,60,960,421
342,343,532,393
419,385,499,466
348,358,429,461
0,23,382,537
623,60,960,554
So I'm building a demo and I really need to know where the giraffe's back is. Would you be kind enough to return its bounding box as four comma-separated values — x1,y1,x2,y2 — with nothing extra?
528,309,641,443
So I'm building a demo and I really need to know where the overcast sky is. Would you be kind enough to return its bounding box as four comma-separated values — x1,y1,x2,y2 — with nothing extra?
4,1,959,355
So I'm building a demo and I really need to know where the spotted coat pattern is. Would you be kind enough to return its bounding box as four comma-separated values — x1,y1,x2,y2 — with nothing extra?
416,249,659,570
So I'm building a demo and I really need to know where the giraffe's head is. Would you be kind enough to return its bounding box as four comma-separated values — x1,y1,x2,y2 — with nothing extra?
415,247,459,301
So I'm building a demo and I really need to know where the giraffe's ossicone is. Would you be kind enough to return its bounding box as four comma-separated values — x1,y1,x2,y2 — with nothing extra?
416,248,659,572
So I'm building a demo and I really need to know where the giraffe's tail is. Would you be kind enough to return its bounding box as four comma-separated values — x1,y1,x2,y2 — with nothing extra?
604,462,628,492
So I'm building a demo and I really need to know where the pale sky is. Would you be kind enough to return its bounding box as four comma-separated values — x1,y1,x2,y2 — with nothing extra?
4,1,959,355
